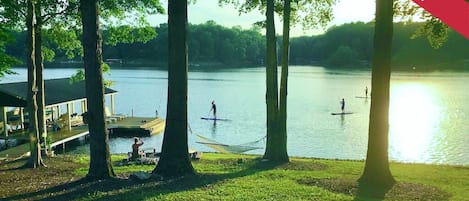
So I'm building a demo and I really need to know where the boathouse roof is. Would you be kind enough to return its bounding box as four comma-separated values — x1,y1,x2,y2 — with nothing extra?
0,78,117,107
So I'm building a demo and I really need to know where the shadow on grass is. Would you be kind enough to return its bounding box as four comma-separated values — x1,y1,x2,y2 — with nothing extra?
354,182,394,201
0,158,29,171
297,178,451,201
3,157,328,201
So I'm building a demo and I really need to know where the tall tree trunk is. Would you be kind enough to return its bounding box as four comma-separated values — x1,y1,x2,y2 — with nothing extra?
263,0,280,161
276,0,291,163
152,0,194,178
81,0,115,179
358,0,395,188
34,0,47,155
25,0,44,168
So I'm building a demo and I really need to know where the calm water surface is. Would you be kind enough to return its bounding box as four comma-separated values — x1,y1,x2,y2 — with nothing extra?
2,66,469,165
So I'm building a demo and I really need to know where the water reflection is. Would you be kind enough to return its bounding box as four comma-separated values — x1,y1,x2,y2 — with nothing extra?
211,121,217,137
389,83,442,163
340,114,345,128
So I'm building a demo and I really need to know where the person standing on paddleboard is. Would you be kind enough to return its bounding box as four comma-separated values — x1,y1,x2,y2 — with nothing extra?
210,100,217,119
365,86,368,98
340,98,345,112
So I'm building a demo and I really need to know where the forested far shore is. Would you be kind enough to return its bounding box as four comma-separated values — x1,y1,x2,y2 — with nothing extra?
5,21,469,71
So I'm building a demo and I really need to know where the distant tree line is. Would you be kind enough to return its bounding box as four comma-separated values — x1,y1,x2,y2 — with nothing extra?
289,22,469,70
5,21,469,70
104,20,267,67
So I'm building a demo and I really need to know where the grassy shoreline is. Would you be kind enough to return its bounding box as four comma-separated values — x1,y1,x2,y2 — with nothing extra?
1,153,468,201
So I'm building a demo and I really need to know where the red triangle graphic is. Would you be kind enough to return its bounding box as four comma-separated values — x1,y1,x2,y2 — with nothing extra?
412,0,469,39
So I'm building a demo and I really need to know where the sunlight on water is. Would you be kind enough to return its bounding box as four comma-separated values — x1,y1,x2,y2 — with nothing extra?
389,83,443,163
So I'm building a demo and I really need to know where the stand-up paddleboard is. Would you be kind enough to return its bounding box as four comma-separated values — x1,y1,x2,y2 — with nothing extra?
331,112,353,115
355,96,369,99
201,117,230,121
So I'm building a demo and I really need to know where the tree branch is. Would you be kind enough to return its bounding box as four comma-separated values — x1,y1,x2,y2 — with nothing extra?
42,10,68,23
42,4,78,24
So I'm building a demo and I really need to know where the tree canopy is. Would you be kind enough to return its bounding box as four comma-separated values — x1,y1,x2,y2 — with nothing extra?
394,0,449,48
0,27,18,78
0,0,164,65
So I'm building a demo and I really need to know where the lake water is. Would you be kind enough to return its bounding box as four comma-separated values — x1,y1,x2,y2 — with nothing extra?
2,66,469,166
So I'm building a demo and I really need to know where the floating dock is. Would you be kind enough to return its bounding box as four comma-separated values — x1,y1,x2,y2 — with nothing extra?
107,117,165,137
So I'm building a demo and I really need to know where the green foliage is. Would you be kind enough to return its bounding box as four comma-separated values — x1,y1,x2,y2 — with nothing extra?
0,55,19,77
98,0,164,54
0,27,20,78
195,22,264,65
188,21,265,64
69,63,113,86
394,0,449,49
41,47,56,62
292,0,336,30
326,45,359,67
219,0,336,30
69,69,85,84
0,0,164,65
290,21,467,70
100,0,165,21
104,25,156,46
0,0,26,28
411,18,448,49
100,21,266,66
4,21,469,70
3,30,25,60
43,25,83,59
313,22,373,64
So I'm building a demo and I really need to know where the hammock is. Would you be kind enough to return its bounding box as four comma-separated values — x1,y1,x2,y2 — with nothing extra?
196,134,265,154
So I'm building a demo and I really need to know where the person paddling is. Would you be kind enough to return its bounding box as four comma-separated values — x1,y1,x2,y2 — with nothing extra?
340,98,345,112
209,100,217,119
365,86,369,98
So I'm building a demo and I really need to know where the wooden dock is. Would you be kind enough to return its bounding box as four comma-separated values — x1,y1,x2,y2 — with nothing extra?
0,126,89,158
49,130,89,151
0,117,165,159
107,117,165,137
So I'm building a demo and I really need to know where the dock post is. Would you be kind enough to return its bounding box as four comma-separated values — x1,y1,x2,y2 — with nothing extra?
66,103,72,131
20,108,25,130
57,105,61,117
84,99,87,112
51,107,55,121
1,107,8,148
71,102,76,114
81,101,85,114
110,94,115,115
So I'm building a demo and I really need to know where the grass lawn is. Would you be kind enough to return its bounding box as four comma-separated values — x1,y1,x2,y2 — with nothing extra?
0,153,468,201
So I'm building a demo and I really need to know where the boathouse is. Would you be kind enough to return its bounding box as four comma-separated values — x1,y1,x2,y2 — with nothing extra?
0,78,118,137
0,78,165,157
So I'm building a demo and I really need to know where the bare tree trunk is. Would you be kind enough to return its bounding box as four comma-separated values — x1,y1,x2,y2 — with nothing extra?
263,0,281,161
25,0,45,168
34,0,47,155
81,0,115,179
358,0,395,188
276,0,291,163
152,0,194,178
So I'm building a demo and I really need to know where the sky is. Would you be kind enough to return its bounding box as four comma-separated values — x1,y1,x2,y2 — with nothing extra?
146,0,376,37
